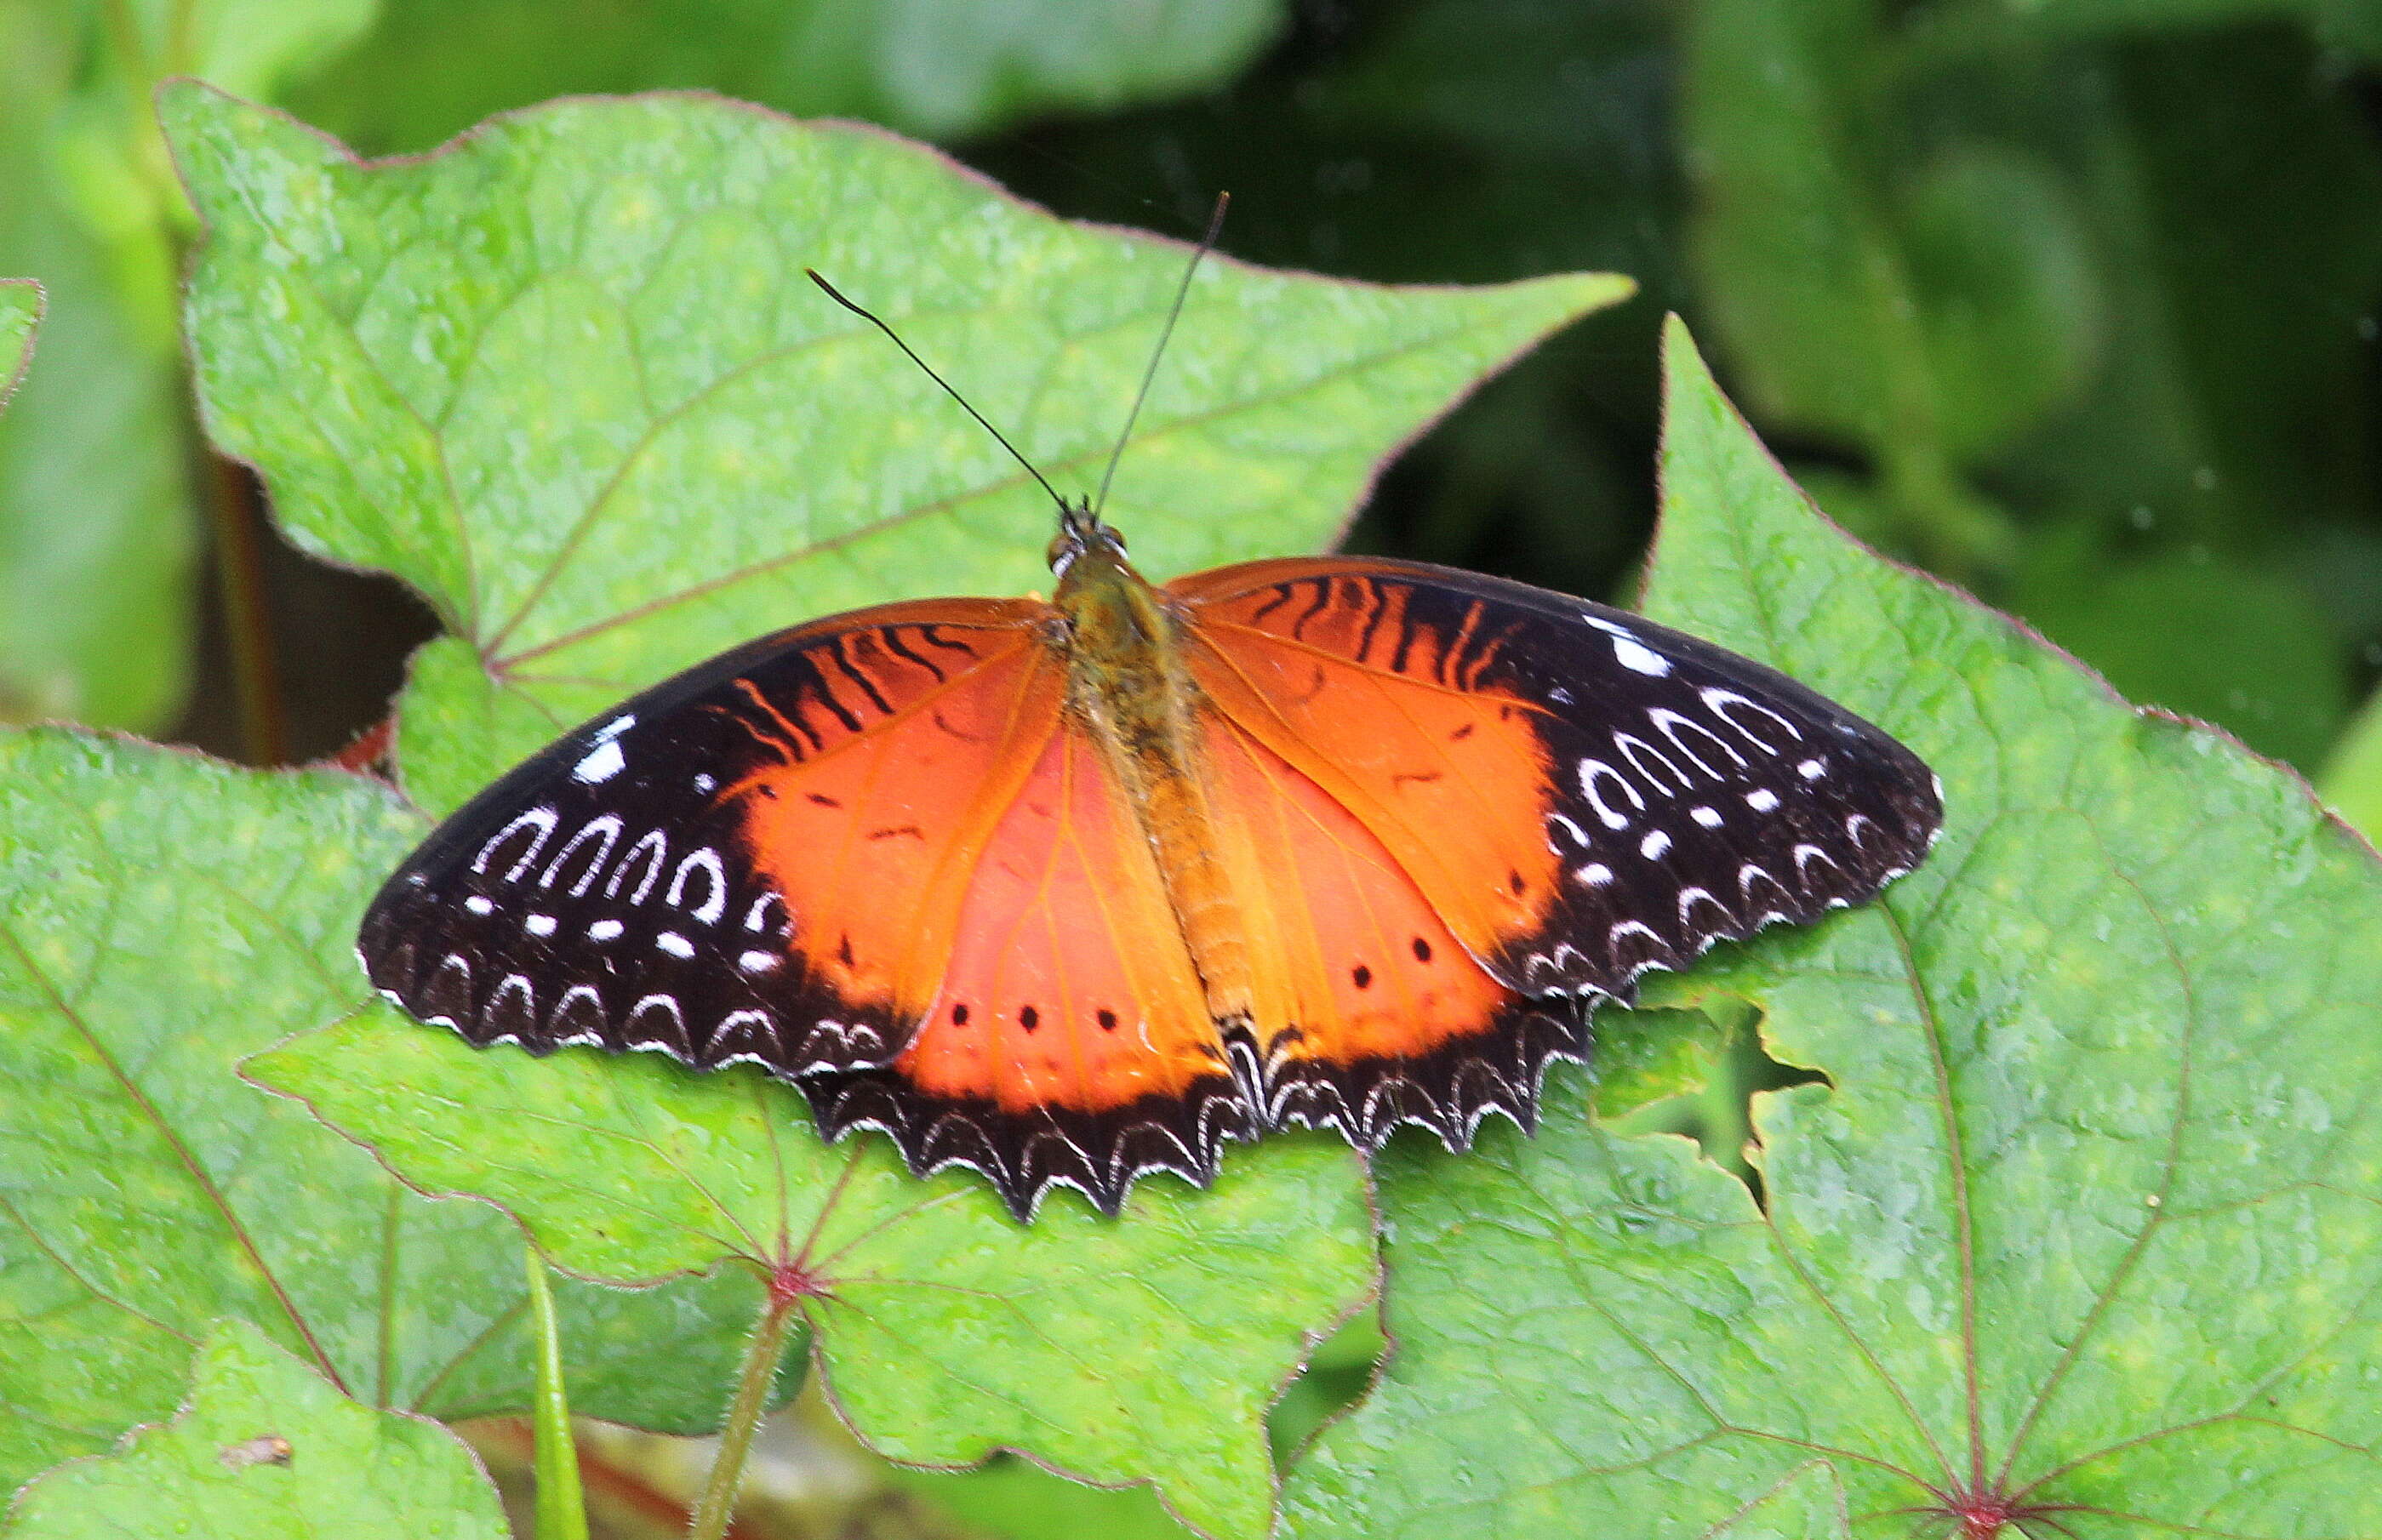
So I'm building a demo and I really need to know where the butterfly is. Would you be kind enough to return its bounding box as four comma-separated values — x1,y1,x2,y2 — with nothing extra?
358,237,1942,1220
359,499,1941,1219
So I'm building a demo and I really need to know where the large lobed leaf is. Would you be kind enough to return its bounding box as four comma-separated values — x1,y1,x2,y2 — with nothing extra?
3,1320,504,1538
249,1023,1374,1540
1277,323,2382,1533
0,733,789,1490
163,82,1628,815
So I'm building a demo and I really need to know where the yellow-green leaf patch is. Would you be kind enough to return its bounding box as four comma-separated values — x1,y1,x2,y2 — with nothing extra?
3,1320,506,1539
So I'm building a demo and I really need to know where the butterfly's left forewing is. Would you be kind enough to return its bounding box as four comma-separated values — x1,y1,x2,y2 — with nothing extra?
359,598,1063,1077
1173,557,1942,1007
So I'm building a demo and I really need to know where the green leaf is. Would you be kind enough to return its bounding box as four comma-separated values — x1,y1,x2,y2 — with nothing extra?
0,281,36,393
1278,322,2382,1531
248,1018,1376,1540
2006,0,2382,63
2013,539,2351,772
1585,1005,1728,1124
0,0,391,733
887,1455,1195,1540
0,730,793,1488
285,0,1284,153
1682,0,2097,466
2,1320,506,1539
2320,685,2382,845
0,27,192,729
163,83,1630,814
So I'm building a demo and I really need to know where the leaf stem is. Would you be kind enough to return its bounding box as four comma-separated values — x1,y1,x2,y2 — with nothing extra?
523,1245,588,1540
201,453,288,765
686,1281,797,1540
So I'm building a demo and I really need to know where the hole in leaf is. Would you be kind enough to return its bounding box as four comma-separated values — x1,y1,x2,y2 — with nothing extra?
169,459,439,766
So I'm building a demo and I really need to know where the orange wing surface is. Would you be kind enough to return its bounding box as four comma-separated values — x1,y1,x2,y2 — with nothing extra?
1173,559,1567,984
1174,556,1943,1001
1193,709,1585,1153
803,721,1248,1215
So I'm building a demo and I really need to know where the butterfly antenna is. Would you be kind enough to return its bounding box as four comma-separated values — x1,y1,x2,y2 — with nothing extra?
805,268,1071,516
1093,191,1229,517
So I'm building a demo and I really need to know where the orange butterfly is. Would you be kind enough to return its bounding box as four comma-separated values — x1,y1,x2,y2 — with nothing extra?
361,243,1941,1219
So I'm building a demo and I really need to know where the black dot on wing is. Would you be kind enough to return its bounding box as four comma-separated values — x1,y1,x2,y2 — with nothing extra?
1097,1007,1118,1031
1020,1004,1040,1032
951,1001,969,1026
1412,937,1432,963
1352,963,1373,990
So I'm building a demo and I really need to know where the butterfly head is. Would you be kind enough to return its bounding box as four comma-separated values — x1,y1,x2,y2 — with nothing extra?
1050,500,1170,663
1048,499,1130,582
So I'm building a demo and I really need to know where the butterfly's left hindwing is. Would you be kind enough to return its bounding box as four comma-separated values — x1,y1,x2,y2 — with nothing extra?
359,599,1060,1077
1173,557,1944,1005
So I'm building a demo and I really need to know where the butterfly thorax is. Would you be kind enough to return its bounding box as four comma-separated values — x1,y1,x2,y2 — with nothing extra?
1052,533,1264,1038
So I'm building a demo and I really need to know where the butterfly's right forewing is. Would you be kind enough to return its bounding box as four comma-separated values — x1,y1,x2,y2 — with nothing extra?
358,598,1062,1078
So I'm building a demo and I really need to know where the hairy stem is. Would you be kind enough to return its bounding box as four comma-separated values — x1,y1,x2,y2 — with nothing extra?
686,1284,797,1540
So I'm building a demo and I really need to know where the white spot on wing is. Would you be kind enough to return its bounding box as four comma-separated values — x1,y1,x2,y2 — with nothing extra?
541,814,622,894
465,894,494,915
588,919,625,941
656,931,695,958
1799,757,1827,780
1640,830,1671,859
473,807,557,881
739,950,780,974
1745,787,1781,812
524,914,557,938
608,830,667,904
1578,759,1644,830
1613,636,1670,676
666,847,728,924
572,739,625,784
1690,805,1722,829
1614,732,1684,795
1700,687,1801,754
1575,862,1614,887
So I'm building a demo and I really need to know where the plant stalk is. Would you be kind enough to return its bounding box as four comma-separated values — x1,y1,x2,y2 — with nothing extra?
202,453,288,765
523,1246,589,1540
686,1284,797,1540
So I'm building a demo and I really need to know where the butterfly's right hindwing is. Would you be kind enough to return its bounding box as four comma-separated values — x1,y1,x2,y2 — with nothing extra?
359,599,1059,1078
